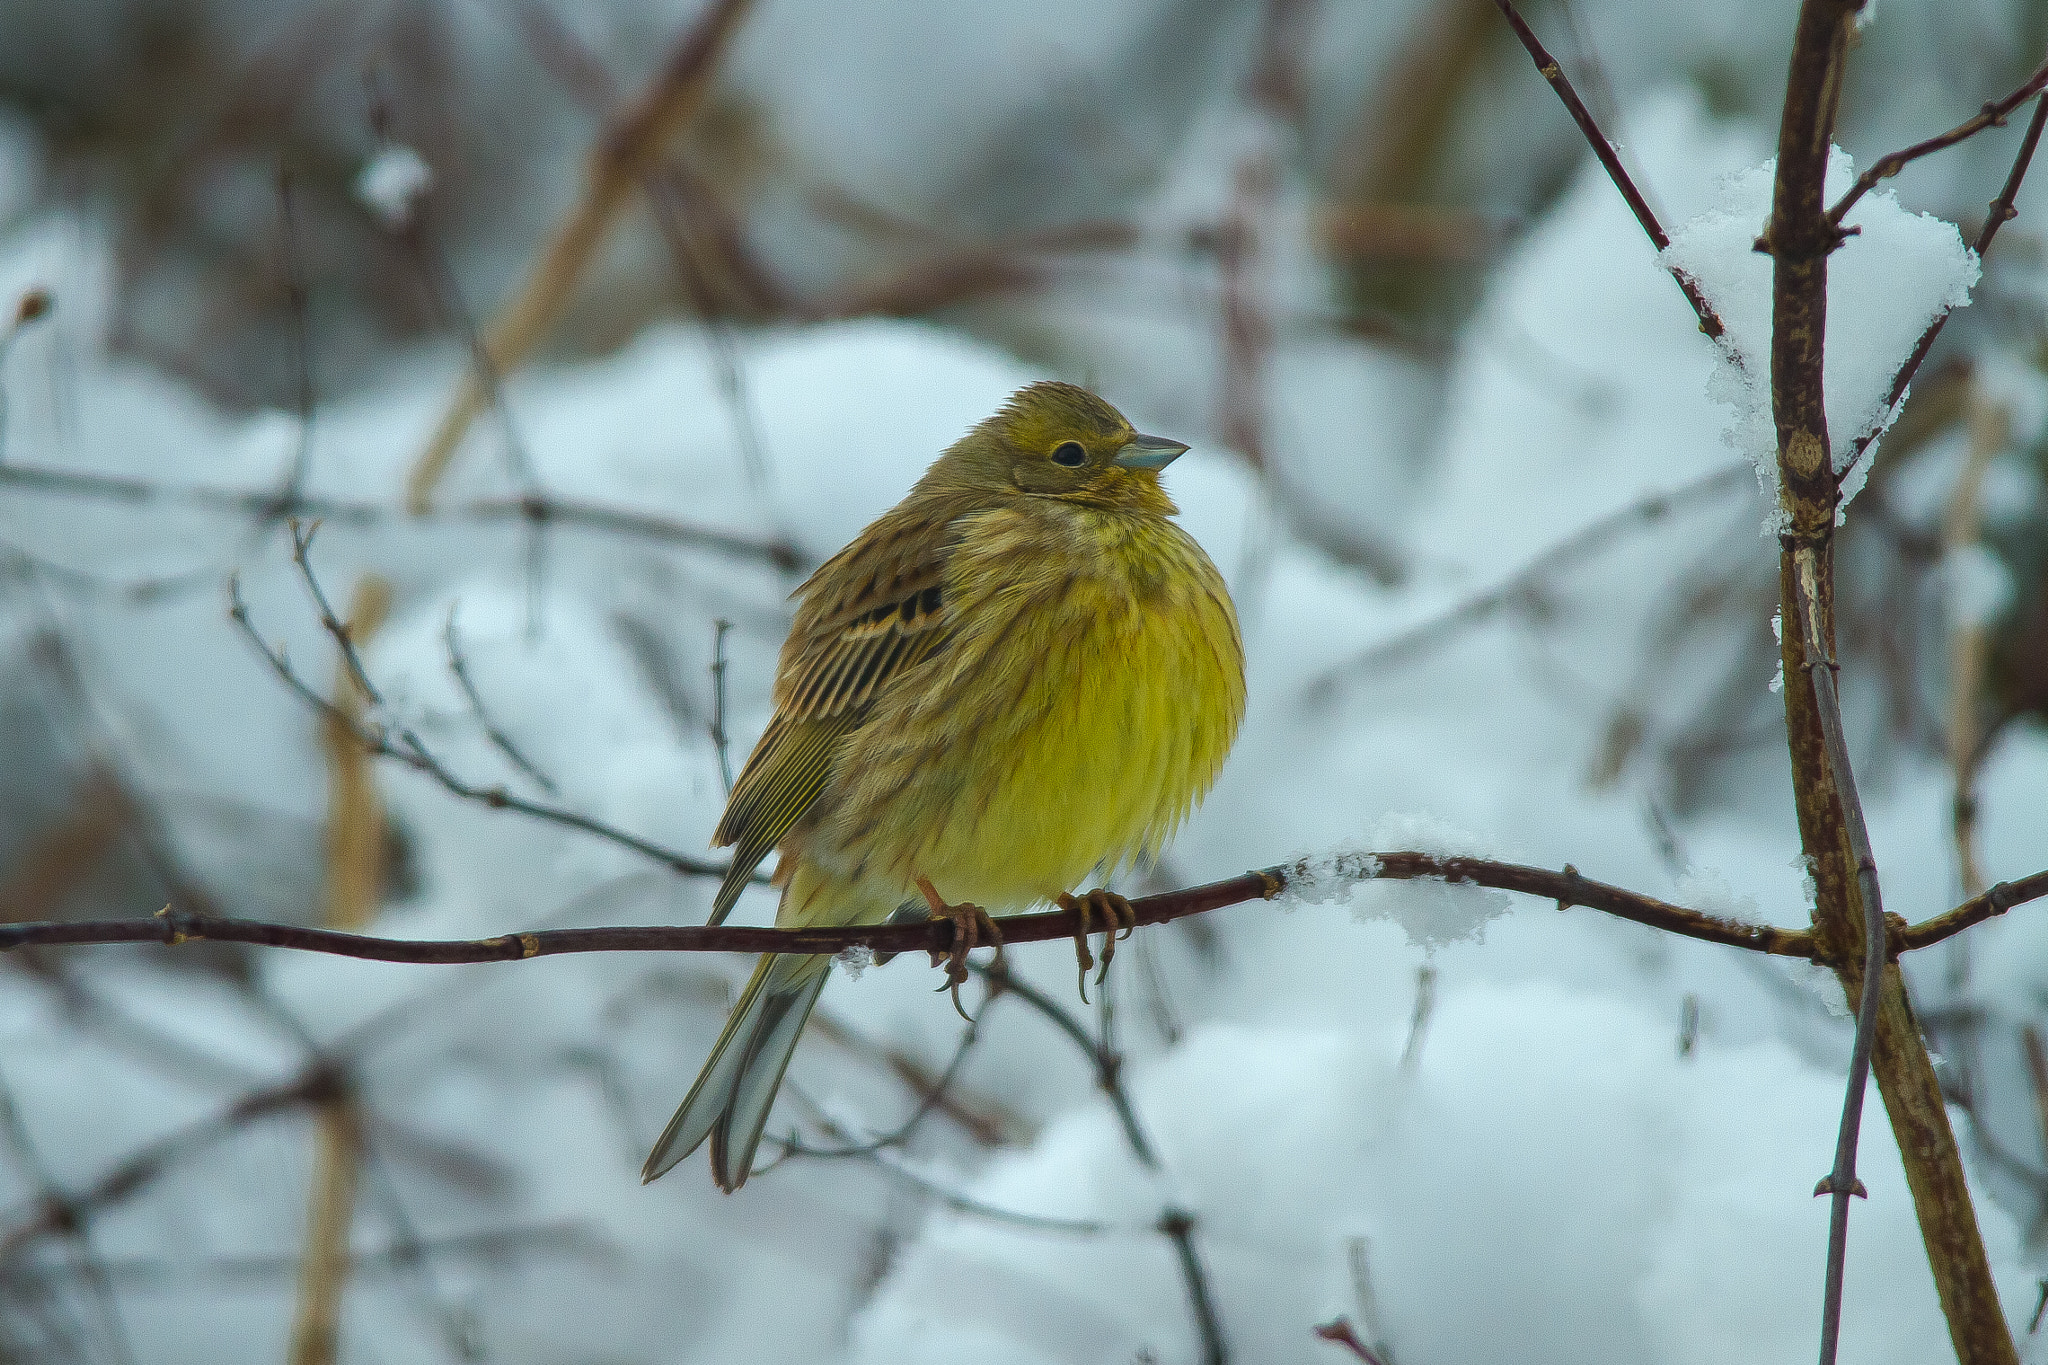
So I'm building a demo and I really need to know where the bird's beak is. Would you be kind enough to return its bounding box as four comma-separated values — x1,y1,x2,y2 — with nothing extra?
1114,433,1190,471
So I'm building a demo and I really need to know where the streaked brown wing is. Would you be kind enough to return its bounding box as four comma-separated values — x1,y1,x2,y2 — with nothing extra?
705,512,954,924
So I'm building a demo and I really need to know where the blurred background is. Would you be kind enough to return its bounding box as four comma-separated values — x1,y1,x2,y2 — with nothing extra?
0,0,2045,1361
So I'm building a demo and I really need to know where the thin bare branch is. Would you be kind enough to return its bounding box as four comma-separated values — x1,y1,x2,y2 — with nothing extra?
1488,0,1725,337
1307,462,1751,696
1827,58,2048,227
1792,547,1889,1365
444,606,561,795
0,461,800,568
1842,90,2048,472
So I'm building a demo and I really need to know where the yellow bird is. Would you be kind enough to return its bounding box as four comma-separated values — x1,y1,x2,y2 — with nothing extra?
643,381,1245,1190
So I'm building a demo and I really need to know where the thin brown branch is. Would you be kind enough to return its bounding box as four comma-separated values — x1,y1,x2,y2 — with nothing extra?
1896,870,2048,954
1307,462,1751,697
1828,57,2048,227
407,0,758,509
1792,547,1891,1365
4,852,2038,967
0,462,800,568
444,607,561,795
1946,390,2008,908
977,957,1228,1365
1314,1319,1392,1365
1488,0,1724,337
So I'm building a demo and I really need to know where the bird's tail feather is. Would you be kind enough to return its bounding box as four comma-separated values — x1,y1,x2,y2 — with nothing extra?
641,953,829,1190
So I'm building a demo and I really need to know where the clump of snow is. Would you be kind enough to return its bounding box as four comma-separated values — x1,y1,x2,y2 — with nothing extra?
1282,813,1513,949
1661,148,1981,531
354,145,435,230
836,943,876,980
1673,866,1762,921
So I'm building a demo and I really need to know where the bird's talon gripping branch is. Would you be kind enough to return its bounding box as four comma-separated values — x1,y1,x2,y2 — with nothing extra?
1057,888,1136,1003
917,876,1002,1020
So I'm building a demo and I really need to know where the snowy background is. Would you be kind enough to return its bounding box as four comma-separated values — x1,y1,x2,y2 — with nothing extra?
0,0,2045,1362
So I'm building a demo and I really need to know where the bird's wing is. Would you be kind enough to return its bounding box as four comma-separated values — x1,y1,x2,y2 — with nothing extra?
706,514,955,924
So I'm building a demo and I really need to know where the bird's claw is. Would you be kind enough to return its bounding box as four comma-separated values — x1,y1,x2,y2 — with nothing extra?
1058,888,1136,1004
916,876,1002,1020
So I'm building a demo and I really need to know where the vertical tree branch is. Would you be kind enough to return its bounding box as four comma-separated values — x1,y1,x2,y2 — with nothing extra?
1763,5,2018,1362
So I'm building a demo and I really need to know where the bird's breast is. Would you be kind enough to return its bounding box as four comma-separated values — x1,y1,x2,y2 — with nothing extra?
821,501,1245,908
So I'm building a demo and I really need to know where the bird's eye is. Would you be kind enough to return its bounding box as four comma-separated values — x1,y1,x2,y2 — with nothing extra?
1051,441,1086,467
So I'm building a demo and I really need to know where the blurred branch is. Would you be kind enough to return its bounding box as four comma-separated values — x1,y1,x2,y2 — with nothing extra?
11,853,2044,964
407,0,758,509
1827,57,2048,227
1489,0,1725,338
0,462,801,569
1307,461,1751,696
444,607,561,795
1944,390,2008,903
1314,1319,1392,1365
978,957,1229,1365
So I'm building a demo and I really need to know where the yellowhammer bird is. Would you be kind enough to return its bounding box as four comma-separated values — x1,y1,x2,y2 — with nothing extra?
642,381,1245,1190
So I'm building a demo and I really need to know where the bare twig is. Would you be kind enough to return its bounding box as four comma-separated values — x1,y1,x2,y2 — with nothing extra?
0,461,800,568
1791,548,1888,1365
444,607,561,795
1488,0,1725,337
1827,57,2048,227
709,618,735,795
1841,90,2048,472
1314,1319,1392,1365
980,957,1229,1365
1307,462,1751,695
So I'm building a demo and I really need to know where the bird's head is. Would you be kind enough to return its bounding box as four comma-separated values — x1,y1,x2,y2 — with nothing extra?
925,381,1190,513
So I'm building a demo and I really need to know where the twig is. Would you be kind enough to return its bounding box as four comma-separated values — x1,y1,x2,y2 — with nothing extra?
0,461,801,568
444,607,561,795
1840,90,2048,472
779,1006,991,1161
1307,462,1751,695
226,537,734,882
1827,58,2048,227
1488,0,1725,337
980,958,1229,1365
0,287,54,464
1314,1319,1391,1365
709,618,735,794
1398,964,1436,1074
407,0,758,508
1791,548,1888,1365
22,1222,606,1289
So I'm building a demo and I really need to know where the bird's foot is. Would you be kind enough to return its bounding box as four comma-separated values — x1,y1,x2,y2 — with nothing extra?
1057,888,1136,1004
916,876,1003,1021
